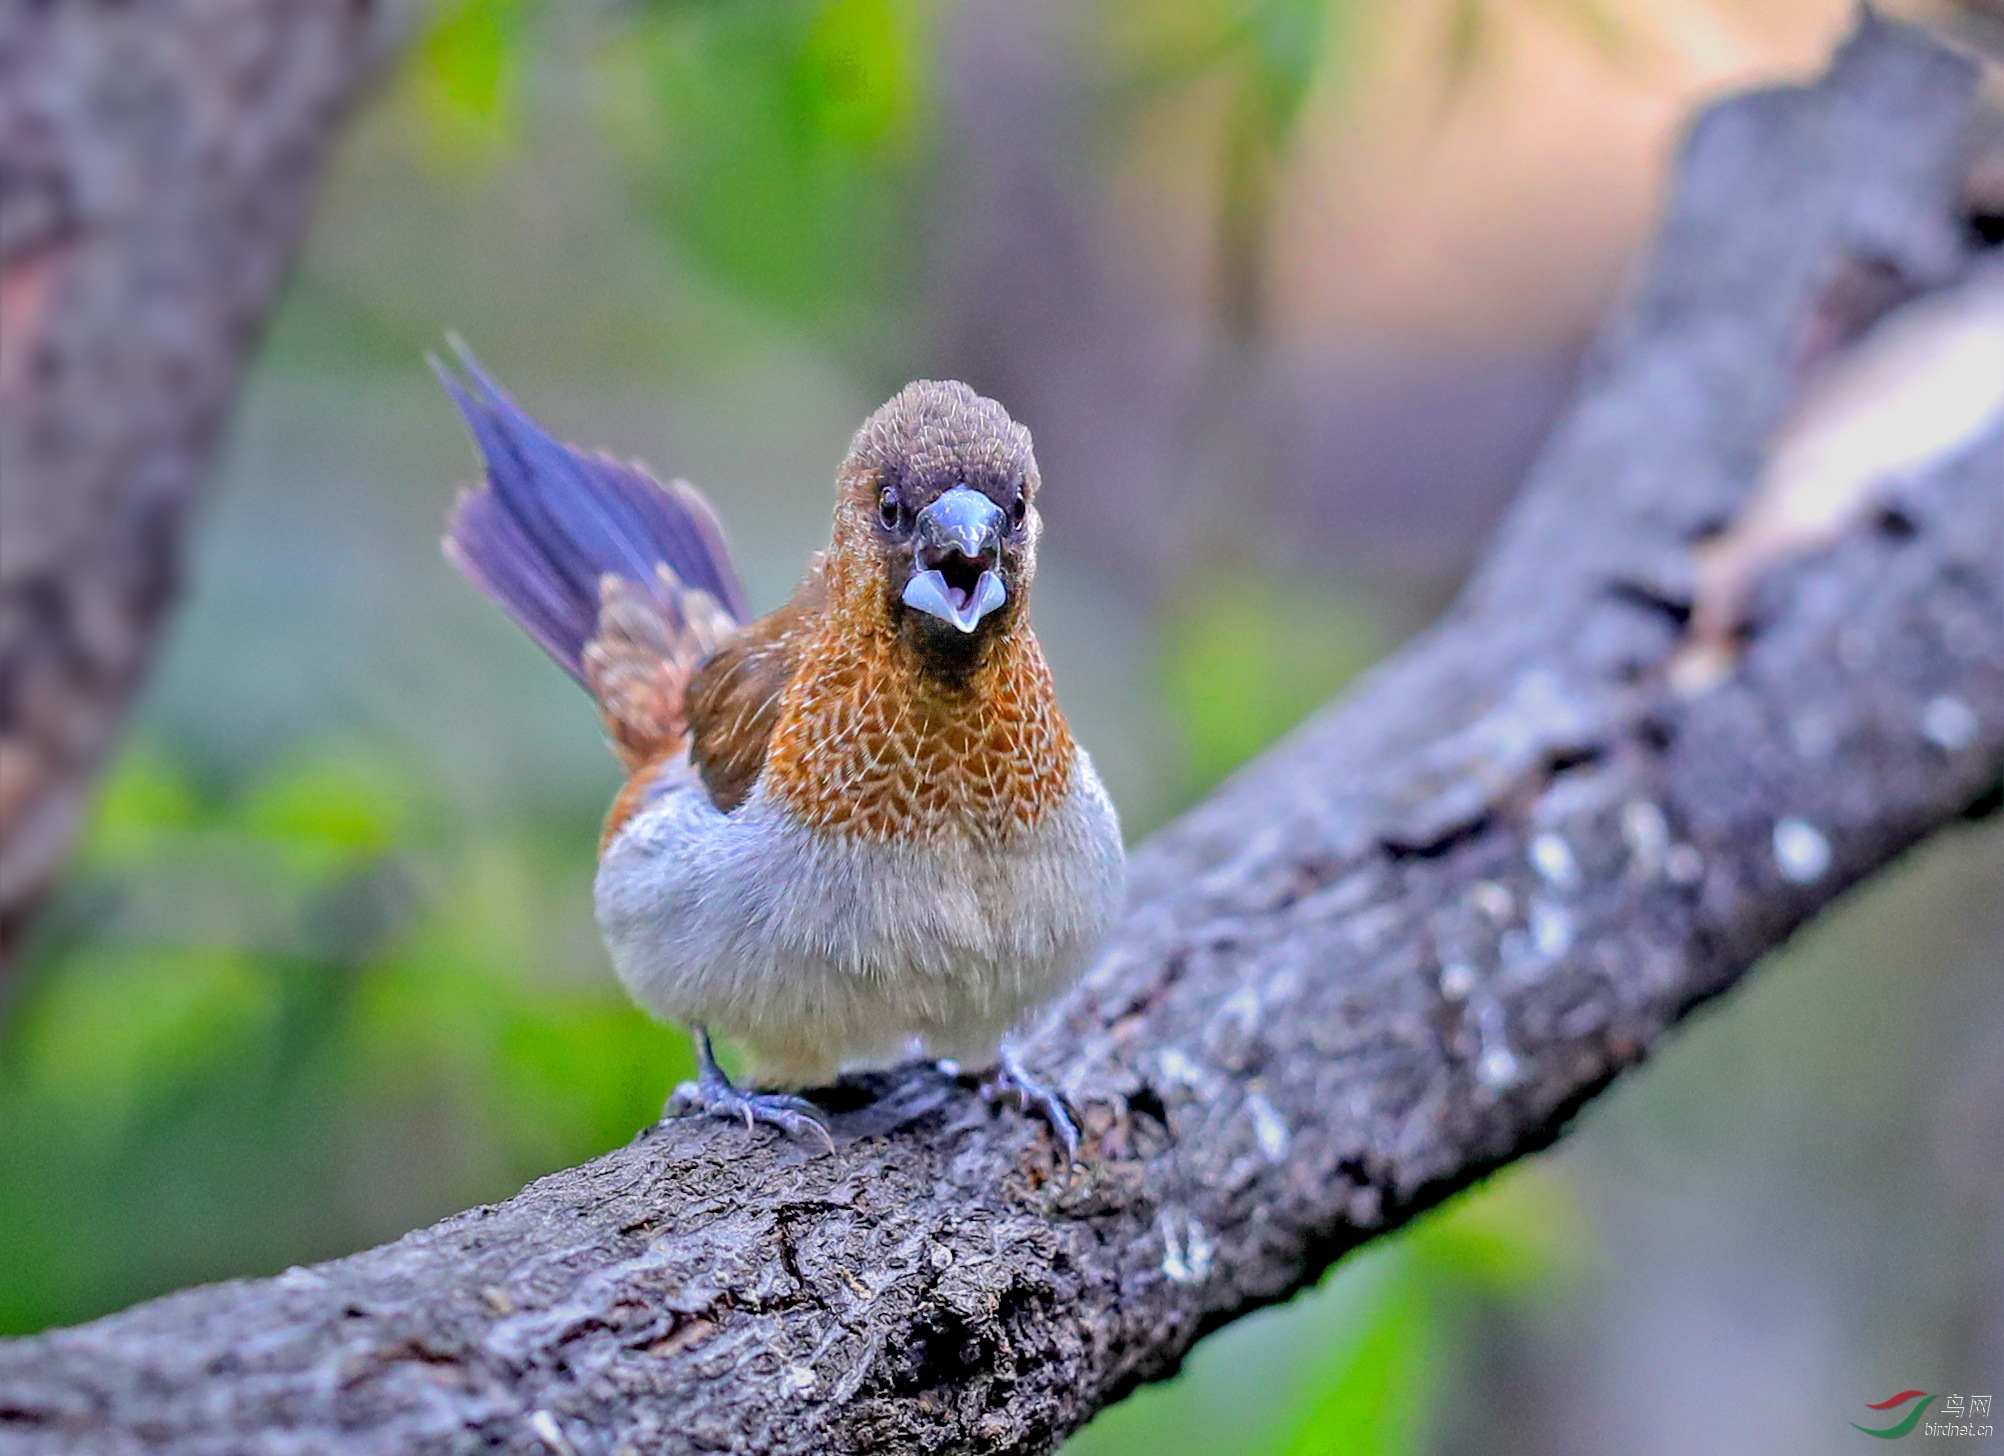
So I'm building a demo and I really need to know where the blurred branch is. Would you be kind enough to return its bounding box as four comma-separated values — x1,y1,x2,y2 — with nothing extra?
3,14,2001,1455
0,0,396,994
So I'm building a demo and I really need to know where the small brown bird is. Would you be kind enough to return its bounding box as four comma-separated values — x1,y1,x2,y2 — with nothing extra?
436,344,1124,1152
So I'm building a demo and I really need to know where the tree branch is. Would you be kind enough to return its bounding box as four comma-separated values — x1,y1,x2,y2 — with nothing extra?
2,15,2000,1456
0,0,394,990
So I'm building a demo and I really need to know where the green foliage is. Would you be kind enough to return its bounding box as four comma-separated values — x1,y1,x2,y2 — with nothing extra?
1408,1158,1594,1295
411,0,534,161
0,745,690,1336
595,0,934,340
1160,564,1382,800
1279,1277,1431,1456
394,0,938,346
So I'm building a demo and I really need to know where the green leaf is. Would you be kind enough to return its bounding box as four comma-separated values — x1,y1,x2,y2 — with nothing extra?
796,0,921,148
83,750,203,863
1160,566,1380,796
241,751,409,864
1280,1271,1432,1456
1408,1166,1597,1297
495,995,692,1170
411,0,532,161
6,947,281,1137
600,0,933,337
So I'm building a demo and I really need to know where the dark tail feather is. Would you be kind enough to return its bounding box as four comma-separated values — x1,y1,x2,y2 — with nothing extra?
433,338,749,685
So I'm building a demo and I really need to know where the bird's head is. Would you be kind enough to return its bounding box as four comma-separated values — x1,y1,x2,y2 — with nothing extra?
829,380,1041,685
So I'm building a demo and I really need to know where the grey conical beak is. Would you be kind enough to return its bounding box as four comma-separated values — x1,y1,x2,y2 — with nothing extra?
903,567,1006,633
901,486,1008,633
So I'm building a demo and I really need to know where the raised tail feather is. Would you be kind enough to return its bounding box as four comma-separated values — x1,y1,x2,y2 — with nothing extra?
434,337,748,685
436,339,747,770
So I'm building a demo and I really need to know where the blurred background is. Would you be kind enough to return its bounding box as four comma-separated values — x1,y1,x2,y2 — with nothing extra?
4,1,2002,1451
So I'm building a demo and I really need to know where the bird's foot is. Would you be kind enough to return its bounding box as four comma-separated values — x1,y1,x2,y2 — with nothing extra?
666,1029,835,1154
980,1048,1081,1162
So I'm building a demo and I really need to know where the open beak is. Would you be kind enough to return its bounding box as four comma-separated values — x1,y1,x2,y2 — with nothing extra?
901,485,1007,633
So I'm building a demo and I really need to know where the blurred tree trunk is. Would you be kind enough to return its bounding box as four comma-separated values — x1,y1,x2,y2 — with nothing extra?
0,0,398,998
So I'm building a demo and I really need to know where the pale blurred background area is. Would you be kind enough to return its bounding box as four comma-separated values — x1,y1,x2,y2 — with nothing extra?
5,2,2003,1452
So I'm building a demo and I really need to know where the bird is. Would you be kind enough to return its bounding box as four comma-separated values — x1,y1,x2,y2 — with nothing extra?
433,341,1125,1155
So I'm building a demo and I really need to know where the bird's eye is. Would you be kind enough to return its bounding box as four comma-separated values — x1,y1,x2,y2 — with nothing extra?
1009,493,1028,528
877,486,902,532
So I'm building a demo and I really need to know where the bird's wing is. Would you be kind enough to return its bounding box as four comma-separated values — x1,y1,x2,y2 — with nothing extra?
583,564,738,772
595,565,825,845
682,558,829,814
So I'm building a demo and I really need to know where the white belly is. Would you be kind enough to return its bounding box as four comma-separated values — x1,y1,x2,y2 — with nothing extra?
593,750,1125,1086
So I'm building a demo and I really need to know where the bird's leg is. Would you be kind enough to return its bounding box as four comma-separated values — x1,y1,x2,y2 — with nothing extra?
666,1027,835,1154
980,1047,1081,1162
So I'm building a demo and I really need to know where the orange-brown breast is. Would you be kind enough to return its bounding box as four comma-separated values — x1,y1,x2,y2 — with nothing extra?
761,555,1074,843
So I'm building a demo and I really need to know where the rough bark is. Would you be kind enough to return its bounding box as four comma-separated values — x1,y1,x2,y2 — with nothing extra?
3,15,2002,1456
0,0,396,989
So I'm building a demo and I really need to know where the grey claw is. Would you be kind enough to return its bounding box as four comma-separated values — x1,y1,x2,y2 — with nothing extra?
669,1080,836,1154
666,1029,837,1154
985,1049,1082,1162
